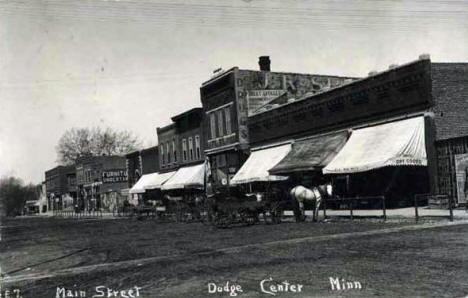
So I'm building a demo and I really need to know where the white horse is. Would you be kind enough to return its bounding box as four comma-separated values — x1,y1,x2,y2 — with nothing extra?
290,184,332,222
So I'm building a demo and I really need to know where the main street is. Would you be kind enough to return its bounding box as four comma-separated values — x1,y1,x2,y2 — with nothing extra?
1,217,467,297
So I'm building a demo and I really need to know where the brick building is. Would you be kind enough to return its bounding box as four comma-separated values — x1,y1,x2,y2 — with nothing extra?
157,123,178,173
45,165,76,210
125,146,159,189
200,56,355,188
76,155,128,212
154,107,206,193
245,55,468,206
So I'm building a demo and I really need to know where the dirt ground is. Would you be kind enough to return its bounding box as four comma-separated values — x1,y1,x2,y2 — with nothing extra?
1,216,467,297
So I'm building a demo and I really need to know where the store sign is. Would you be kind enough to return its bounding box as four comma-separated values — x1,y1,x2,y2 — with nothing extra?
247,90,285,99
102,169,128,184
455,153,468,204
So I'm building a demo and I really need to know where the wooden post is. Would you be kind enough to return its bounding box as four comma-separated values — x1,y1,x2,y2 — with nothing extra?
382,196,386,221
350,198,354,220
323,197,327,219
448,195,454,222
414,194,419,222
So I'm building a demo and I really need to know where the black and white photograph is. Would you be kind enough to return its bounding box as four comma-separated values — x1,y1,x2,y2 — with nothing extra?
1,0,468,297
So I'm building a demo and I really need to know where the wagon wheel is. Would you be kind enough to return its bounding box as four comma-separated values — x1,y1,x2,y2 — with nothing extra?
269,203,283,224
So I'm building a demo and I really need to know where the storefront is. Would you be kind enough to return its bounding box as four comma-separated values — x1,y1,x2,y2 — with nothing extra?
129,171,176,205
247,55,468,206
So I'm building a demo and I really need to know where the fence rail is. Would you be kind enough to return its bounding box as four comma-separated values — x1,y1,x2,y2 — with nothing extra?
414,193,453,222
322,196,386,221
53,209,103,218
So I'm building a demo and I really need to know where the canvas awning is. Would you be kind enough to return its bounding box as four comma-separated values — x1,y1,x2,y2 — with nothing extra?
129,174,154,194
129,171,177,194
323,116,427,174
145,171,176,190
230,143,292,185
160,163,206,190
269,131,349,175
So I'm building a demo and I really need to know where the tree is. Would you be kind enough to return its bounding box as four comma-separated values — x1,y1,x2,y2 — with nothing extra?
56,127,142,165
0,177,38,217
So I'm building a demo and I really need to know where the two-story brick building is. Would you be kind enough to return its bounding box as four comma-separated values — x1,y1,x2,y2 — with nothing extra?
200,56,356,188
242,55,468,207
45,165,76,210
76,155,128,212
129,108,206,203
155,108,206,192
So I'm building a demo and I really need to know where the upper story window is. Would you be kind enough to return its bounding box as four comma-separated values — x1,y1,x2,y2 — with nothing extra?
188,137,194,160
160,146,165,166
209,113,216,139
195,135,201,159
217,110,224,137
224,107,231,135
173,139,177,162
166,142,171,164
182,139,187,161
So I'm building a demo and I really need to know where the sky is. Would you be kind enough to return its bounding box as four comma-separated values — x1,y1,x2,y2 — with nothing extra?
1,0,468,184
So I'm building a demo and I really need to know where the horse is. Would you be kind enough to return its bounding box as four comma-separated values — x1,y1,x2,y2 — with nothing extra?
290,184,332,222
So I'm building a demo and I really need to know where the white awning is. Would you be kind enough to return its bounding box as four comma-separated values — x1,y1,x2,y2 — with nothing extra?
160,163,206,190
145,171,176,190
129,171,177,194
323,116,427,174
230,143,292,185
129,174,154,194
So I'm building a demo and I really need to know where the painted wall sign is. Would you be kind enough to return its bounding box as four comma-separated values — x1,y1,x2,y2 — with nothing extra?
455,153,468,204
102,169,128,184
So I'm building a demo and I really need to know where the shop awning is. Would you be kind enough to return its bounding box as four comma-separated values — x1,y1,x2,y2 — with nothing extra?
230,143,292,185
129,171,177,194
160,163,206,190
269,131,349,175
145,171,176,190
323,116,427,174
129,174,154,194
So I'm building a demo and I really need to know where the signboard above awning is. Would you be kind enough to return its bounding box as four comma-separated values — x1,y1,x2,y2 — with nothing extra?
230,143,292,185
160,163,206,190
323,116,427,174
269,131,349,175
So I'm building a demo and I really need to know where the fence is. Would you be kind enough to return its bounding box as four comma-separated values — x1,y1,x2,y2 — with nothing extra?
54,208,103,219
414,194,453,222
322,196,386,221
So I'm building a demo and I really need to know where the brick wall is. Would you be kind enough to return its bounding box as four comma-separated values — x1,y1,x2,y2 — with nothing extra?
431,63,468,204
432,63,468,141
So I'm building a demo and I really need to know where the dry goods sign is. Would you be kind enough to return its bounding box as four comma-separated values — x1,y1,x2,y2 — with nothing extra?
102,169,128,183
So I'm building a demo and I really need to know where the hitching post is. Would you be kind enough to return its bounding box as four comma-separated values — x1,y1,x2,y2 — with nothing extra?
382,196,386,221
448,195,453,222
323,197,327,219
414,194,419,222
350,198,354,220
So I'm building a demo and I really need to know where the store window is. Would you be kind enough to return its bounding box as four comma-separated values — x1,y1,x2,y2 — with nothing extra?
225,107,231,135
210,113,216,139
189,137,194,160
182,139,187,161
195,135,201,159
